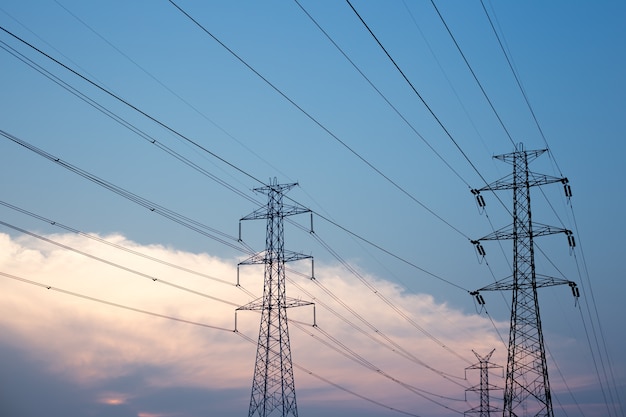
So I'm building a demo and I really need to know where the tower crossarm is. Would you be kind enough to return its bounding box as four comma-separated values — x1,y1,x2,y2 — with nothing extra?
239,250,312,266
473,172,565,194
241,203,310,221
237,297,314,312
476,223,571,242
475,275,574,293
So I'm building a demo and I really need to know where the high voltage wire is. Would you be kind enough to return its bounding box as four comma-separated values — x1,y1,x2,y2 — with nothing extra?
0,34,262,209
0,24,266,188
1,4,615,415
166,0,471,241
428,0,516,149
0,199,257,297
0,129,253,254
0,21,472,295
345,1,486,190
234,333,426,417
285,270,469,385
3,125,478,376
1,206,470,410
290,322,467,413
0,269,424,417
0,270,235,332
5,16,478,368
476,3,623,411
2,197,471,387
292,0,471,189
478,0,564,177
345,0,516,224
51,0,291,185
309,230,472,365
0,219,242,308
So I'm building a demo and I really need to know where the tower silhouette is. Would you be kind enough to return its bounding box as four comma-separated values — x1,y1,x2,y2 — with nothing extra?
465,349,502,417
237,179,313,417
470,145,578,417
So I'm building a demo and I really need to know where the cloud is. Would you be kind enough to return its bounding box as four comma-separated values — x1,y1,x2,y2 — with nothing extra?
0,231,514,414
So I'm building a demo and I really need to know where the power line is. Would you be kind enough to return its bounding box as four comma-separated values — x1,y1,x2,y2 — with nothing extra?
167,0,471,241
0,129,252,254
0,34,262,208
293,0,471,189
428,0,516,148
0,267,435,416
478,0,564,177
0,199,254,294
1,21,473,296
52,0,291,185
0,270,235,332
1,19,477,303
0,23,266,188
0,219,242,308
345,0,488,192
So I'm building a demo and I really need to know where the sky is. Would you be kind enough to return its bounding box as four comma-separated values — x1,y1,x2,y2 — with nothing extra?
0,1,624,416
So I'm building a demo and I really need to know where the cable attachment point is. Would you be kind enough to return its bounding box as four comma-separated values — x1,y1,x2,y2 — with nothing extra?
565,230,576,253
470,291,485,305
561,177,572,200
471,240,486,261
471,189,486,212
569,282,580,305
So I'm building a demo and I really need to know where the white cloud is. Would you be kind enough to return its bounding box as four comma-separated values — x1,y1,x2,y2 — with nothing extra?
0,231,511,413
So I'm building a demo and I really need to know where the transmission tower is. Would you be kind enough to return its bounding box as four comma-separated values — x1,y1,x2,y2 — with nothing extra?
469,145,579,417
236,179,313,417
465,349,502,417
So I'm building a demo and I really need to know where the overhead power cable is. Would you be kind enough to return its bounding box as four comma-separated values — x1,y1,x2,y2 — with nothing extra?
0,268,428,417
0,24,265,188
290,321,466,412
478,0,564,177
52,0,290,184
0,219,241,308
287,211,470,292
167,0,471,241
0,129,253,255
293,0,470,188
345,1,514,221
0,37,261,208
0,199,255,294
234,331,426,417
310,230,472,365
0,270,234,332
285,271,468,385
1,22,474,299
428,0,516,148
345,1,486,188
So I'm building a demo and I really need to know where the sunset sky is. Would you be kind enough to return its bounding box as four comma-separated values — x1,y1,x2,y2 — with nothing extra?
0,1,624,416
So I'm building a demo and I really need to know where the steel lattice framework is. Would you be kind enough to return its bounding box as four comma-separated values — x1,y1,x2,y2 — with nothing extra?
465,349,502,417
470,145,578,417
237,179,313,417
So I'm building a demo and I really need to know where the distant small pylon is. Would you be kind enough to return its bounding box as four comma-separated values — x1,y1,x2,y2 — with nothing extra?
465,349,502,417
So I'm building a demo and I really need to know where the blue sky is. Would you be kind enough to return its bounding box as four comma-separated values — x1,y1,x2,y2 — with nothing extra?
0,1,624,416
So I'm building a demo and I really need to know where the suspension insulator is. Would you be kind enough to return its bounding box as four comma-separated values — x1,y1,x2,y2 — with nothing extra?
562,178,572,198
477,194,486,208
566,232,576,248
470,291,485,305
472,240,486,257
564,184,572,198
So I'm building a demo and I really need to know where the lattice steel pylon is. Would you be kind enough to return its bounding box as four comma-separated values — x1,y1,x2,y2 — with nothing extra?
236,179,313,417
465,349,502,417
469,145,579,417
